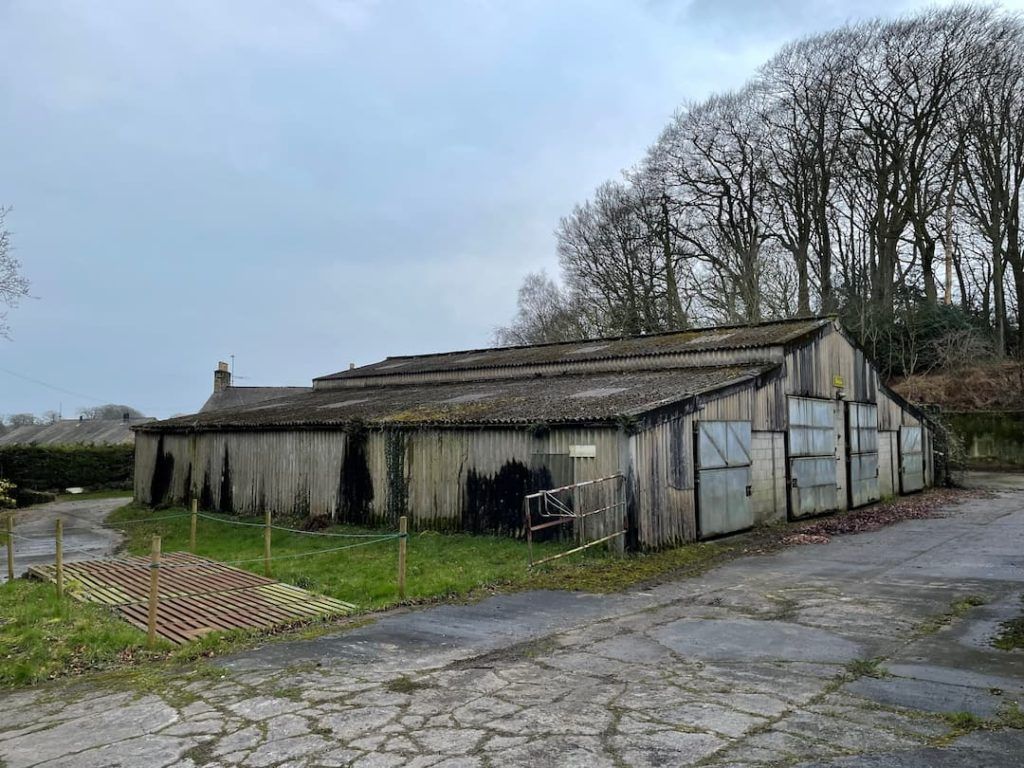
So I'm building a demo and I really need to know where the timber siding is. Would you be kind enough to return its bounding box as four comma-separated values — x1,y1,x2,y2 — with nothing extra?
136,317,935,548
136,425,624,535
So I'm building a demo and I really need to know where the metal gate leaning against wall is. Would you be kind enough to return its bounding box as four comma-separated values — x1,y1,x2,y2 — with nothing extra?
695,420,753,538
788,396,840,519
846,402,880,508
899,425,925,493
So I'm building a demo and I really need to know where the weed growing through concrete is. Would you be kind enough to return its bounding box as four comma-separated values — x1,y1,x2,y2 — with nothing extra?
936,703,1024,743
997,702,1024,729
943,711,987,734
918,594,989,635
385,676,430,694
844,658,889,679
992,597,1024,651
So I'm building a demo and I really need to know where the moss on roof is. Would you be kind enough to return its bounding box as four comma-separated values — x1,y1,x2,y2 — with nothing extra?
139,365,779,432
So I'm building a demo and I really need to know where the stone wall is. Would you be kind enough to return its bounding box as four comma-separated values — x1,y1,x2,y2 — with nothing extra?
947,411,1024,469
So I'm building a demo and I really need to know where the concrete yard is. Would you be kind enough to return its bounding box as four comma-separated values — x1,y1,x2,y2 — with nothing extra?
1,497,125,582
1,480,1023,767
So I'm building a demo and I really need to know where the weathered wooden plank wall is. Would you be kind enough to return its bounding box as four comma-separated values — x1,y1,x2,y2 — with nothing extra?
134,426,624,536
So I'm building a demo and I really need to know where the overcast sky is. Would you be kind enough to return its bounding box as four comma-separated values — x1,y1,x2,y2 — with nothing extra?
1,0,1016,418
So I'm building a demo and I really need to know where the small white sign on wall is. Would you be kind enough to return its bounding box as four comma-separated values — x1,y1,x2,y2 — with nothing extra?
569,444,597,458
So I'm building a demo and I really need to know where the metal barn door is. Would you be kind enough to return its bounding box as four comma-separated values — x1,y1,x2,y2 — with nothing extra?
788,397,839,518
847,402,880,508
899,425,925,493
696,420,753,537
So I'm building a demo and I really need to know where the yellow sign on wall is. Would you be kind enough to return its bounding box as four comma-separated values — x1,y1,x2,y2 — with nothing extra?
833,374,845,389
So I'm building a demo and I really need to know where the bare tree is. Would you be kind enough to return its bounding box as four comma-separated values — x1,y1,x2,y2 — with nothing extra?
6,413,37,427
959,15,1024,355
654,89,774,323
78,404,147,420
557,180,679,335
493,272,592,345
759,29,856,314
495,6,1024,375
0,207,30,339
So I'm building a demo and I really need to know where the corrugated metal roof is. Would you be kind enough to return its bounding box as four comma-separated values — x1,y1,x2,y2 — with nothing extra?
200,386,313,413
0,418,152,446
139,364,779,431
317,317,830,382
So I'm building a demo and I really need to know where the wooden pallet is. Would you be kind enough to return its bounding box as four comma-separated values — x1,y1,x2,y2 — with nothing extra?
28,552,355,644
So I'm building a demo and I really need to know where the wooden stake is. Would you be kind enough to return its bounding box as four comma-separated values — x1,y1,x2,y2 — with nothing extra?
189,498,198,553
55,518,64,599
398,515,407,600
5,513,13,583
264,509,272,577
147,535,161,647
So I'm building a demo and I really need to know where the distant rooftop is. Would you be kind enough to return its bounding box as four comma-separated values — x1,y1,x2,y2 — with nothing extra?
0,418,152,446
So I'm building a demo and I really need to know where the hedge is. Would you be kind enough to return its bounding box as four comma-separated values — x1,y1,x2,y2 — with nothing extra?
0,444,135,492
14,488,57,508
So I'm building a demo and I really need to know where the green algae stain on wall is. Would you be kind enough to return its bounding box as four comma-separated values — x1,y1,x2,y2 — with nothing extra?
948,411,1024,469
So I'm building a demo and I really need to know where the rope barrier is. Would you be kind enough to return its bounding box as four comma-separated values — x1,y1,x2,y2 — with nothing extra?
193,511,389,539
105,512,193,526
5,529,401,568
157,534,402,570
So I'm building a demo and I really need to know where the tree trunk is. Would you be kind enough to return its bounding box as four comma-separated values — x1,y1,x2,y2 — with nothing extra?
1007,223,1024,353
795,240,811,316
661,200,686,329
992,227,1007,357
815,204,834,312
874,226,899,315
943,174,957,305
920,235,938,304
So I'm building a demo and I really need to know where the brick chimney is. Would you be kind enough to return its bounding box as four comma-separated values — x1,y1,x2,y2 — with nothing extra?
214,361,231,393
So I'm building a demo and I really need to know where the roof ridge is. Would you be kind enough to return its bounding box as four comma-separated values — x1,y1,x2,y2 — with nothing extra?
323,361,779,393
319,315,831,382
222,385,312,391
362,315,831,367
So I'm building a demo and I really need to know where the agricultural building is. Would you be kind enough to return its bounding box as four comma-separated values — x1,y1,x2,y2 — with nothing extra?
134,317,933,549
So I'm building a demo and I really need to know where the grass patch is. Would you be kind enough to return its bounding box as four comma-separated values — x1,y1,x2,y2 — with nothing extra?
844,657,888,679
181,742,216,767
943,710,988,734
107,503,727,609
0,579,169,687
930,704,1024,746
385,676,430,694
938,704,1024,740
993,617,1024,651
992,598,1024,651
998,702,1024,729
918,595,989,635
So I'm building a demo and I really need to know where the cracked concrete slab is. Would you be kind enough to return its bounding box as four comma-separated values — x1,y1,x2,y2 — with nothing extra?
2,479,1023,766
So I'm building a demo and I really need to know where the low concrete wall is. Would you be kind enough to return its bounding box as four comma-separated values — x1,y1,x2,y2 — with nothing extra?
947,411,1024,469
